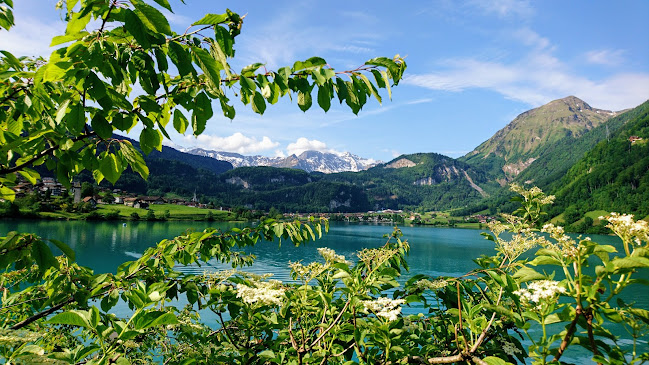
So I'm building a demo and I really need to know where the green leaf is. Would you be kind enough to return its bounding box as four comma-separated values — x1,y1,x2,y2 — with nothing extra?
55,99,71,124
251,92,266,114
48,239,76,261
112,113,136,132
168,42,194,77
612,257,649,269
31,239,59,272
191,46,221,88
0,186,15,202
298,90,312,112
365,57,399,77
360,74,382,104
119,140,149,180
152,0,172,12
66,103,85,134
91,113,113,139
50,32,89,47
140,128,162,155
220,98,235,119
173,109,189,134
242,62,264,77
259,350,275,359
130,0,171,35
135,311,179,330
47,310,90,328
317,84,331,112
482,356,511,365
192,92,212,135
381,70,391,100
99,153,123,185
293,57,326,72
192,13,228,26
17,169,40,185
513,267,546,283
124,9,151,49
65,11,91,35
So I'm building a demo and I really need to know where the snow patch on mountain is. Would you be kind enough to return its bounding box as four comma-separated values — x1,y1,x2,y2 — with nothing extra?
185,148,380,173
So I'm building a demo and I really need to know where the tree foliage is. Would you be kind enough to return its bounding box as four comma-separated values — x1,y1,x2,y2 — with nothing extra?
0,0,405,201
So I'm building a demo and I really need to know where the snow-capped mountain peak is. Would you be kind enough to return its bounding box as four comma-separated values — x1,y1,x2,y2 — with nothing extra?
185,149,380,173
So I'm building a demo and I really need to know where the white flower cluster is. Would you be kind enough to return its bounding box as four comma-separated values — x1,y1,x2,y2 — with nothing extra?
509,184,555,204
317,247,351,265
541,223,579,258
501,341,521,357
514,280,565,309
601,213,649,247
499,229,548,260
362,297,406,321
415,278,448,291
357,247,397,268
289,261,325,281
236,279,285,306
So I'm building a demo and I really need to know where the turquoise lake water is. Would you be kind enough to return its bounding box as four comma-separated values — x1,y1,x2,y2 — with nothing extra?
1,219,647,360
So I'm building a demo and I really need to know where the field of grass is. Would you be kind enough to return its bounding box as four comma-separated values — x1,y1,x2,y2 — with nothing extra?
95,203,237,221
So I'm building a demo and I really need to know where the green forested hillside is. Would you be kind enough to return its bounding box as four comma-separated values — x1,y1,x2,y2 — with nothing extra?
515,103,644,191
322,152,494,210
550,101,649,218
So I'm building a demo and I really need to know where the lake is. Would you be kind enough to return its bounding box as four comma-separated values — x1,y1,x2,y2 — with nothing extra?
1,219,647,359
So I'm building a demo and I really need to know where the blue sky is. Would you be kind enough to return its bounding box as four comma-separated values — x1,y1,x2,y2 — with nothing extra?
2,0,648,162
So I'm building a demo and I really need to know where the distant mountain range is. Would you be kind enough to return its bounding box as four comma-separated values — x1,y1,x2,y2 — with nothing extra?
184,148,380,174
99,96,648,219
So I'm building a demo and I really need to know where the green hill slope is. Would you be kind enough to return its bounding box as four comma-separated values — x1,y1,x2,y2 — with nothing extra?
461,96,617,182
550,100,649,218
322,152,493,210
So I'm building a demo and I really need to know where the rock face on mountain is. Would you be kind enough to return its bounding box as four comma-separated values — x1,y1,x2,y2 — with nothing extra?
185,148,379,173
461,96,618,182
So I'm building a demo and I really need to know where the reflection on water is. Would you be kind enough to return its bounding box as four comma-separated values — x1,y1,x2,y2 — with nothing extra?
1,219,647,357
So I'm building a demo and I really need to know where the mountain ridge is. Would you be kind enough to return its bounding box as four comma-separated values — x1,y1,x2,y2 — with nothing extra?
461,96,619,182
185,148,380,173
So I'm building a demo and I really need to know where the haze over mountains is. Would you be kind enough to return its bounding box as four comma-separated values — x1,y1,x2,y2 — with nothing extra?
109,96,648,221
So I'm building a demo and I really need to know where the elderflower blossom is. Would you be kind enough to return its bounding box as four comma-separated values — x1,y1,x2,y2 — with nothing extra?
415,278,448,291
317,247,351,265
289,261,326,281
236,279,285,306
514,280,565,309
601,213,649,247
357,247,397,267
541,223,579,258
498,229,548,260
502,341,521,357
362,297,406,322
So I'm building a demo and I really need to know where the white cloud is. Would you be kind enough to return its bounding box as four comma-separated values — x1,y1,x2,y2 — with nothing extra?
405,28,649,111
469,0,533,18
585,49,626,66
0,16,63,57
286,137,342,156
185,132,279,154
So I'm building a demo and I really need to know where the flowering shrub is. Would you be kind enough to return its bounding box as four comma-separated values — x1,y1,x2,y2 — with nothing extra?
1,186,648,364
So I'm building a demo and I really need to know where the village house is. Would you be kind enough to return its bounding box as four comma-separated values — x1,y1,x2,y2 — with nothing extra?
138,196,165,205
629,136,643,144
82,196,97,208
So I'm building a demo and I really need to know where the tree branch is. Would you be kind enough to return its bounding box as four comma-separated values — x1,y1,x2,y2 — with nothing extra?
553,308,581,362
308,300,350,349
10,296,75,330
0,131,96,175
